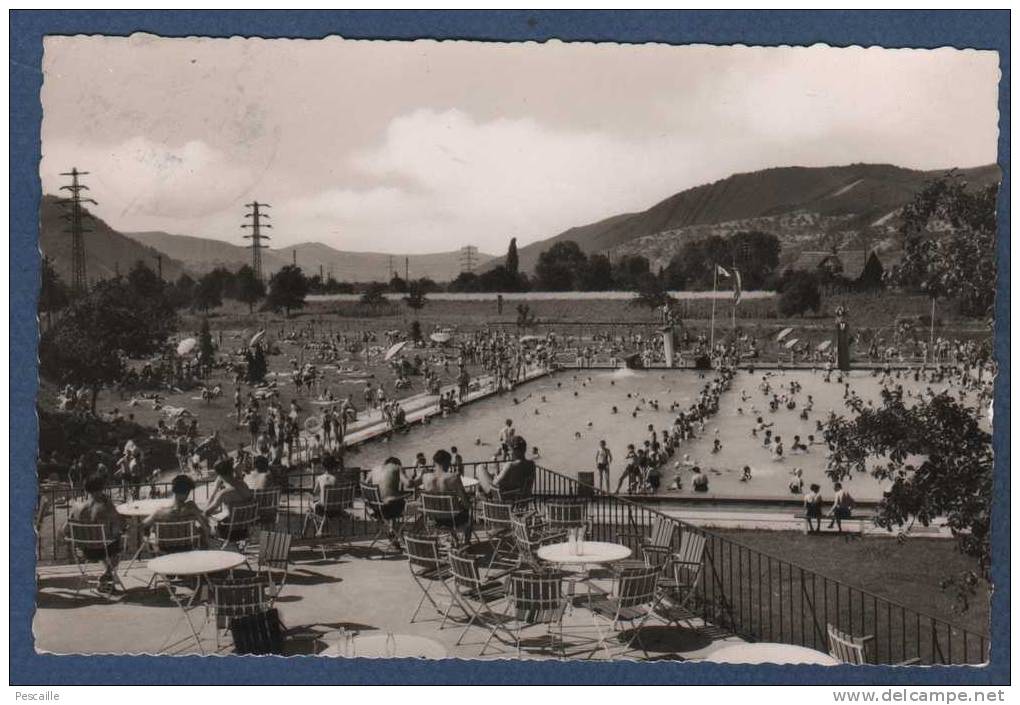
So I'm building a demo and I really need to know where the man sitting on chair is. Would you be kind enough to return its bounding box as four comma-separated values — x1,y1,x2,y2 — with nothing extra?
366,456,406,549
62,474,123,593
420,449,473,544
477,435,535,501
143,474,210,551
203,459,253,537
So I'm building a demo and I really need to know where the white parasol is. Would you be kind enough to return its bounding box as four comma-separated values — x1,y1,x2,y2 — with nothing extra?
429,332,452,344
176,338,197,356
776,327,793,342
249,329,266,347
519,335,543,344
384,341,408,361
816,340,833,352
784,338,799,349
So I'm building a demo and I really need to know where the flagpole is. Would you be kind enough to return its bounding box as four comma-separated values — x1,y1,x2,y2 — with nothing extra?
710,265,717,352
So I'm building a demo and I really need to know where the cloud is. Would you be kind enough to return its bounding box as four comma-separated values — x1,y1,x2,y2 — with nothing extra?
40,136,257,226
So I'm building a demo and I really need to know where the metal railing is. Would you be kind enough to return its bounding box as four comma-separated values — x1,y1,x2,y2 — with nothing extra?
36,459,988,665
525,464,988,666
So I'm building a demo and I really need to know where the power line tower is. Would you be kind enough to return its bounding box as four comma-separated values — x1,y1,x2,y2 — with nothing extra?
460,245,478,274
241,201,272,281
59,167,96,294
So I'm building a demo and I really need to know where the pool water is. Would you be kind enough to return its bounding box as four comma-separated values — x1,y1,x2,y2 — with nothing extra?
346,368,977,502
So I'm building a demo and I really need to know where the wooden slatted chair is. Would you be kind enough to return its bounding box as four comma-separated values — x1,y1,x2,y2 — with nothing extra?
510,513,566,569
652,531,707,630
66,522,126,597
827,623,921,665
448,550,513,652
543,499,589,534
214,502,260,552
302,483,356,559
477,499,517,572
251,530,292,604
360,481,405,551
589,566,661,658
420,492,471,547
208,577,269,649
617,515,677,568
252,488,282,530
494,570,570,659
403,533,459,628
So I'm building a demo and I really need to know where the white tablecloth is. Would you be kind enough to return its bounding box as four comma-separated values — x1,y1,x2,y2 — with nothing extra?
537,541,632,565
147,550,246,576
707,642,841,665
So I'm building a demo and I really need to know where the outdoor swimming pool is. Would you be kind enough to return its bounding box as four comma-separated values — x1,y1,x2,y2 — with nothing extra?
348,367,978,502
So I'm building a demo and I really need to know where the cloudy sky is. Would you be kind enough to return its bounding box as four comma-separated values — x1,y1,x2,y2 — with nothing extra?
41,36,1000,255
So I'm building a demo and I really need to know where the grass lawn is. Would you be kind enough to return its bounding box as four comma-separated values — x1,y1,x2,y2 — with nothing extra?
715,529,990,639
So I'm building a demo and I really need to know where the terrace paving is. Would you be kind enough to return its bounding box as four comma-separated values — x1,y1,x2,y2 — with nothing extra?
34,536,740,660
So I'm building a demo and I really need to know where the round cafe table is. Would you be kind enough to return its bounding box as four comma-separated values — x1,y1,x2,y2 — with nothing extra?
536,541,632,566
326,633,448,659
148,550,248,655
117,498,174,574
707,642,841,666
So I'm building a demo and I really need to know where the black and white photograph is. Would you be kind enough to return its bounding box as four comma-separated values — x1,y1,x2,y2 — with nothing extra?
28,30,1001,670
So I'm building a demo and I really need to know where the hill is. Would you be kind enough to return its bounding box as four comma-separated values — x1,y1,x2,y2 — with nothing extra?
503,163,1001,273
38,195,189,285
128,232,496,283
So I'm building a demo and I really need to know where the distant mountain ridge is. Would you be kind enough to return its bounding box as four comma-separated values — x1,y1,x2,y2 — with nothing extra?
501,163,1001,274
38,195,189,285
127,232,497,283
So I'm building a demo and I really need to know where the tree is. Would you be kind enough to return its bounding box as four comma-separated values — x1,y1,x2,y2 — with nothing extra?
404,280,428,310
506,237,520,277
579,253,614,291
535,241,588,291
611,255,651,290
629,271,674,310
168,273,196,310
730,231,781,289
265,265,308,317
192,271,224,312
127,260,164,300
891,173,998,318
409,320,423,344
360,282,388,306
777,270,822,317
39,257,69,326
448,271,480,293
39,277,178,412
235,265,266,314
198,317,215,376
823,391,992,605
244,345,268,384
388,275,408,294
665,235,731,290
515,303,537,330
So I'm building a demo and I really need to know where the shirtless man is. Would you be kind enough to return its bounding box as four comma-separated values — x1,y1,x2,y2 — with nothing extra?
366,456,406,549
143,474,210,550
478,435,535,501
595,440,613,492
203,459,253,541
419,449,472,544
63,474,123,593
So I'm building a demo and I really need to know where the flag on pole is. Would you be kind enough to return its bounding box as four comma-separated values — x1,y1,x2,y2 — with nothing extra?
716,264,731,278
733,268,743,305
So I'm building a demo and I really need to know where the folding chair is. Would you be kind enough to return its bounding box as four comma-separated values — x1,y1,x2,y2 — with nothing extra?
403,533,459,628
249,530,292,605
588,566,661,658
208,576,269,649
138,520,204,587
420,492,471,547
510,513,566,569
652,531,707,630
252,488,282,530
544,499,589,534
361,481,405,551
66,522,127,597
827,623,921,665
617,515,677,568
489,570,569,659
448,550,513,651
301,483,356,559
477,499,517,573
214,502,259,552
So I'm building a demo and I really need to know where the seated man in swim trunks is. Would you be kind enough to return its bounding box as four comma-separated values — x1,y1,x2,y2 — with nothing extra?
63,474,123,593
143,474,210,551
203,458,254,541
366,456,406,549
477,436,535,502
419,449,473,544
